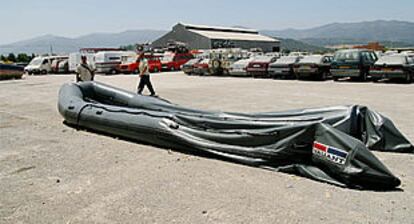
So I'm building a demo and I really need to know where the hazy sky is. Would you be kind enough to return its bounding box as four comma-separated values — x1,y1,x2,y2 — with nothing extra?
1,0,413,45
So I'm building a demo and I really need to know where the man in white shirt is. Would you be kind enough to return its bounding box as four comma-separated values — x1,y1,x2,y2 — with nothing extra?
76,56,94,82
137,51,157,96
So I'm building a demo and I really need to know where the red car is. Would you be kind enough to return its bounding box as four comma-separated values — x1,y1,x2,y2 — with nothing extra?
192,59,210,76
161,52,194,71
246,56,278,77
119,54,162,74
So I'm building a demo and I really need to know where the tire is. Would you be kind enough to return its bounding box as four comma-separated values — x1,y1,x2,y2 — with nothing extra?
170,67,175,71
372,78,380,83
153,67,159,73
359,71,367,82
110,69,117,75
406,73,413,83
210,59,222,75
289,69,296,80
41,70,47,75
319,71,328,81
134,69,139,74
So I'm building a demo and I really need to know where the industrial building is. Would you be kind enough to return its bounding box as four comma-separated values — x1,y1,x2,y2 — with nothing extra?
152,23,280,52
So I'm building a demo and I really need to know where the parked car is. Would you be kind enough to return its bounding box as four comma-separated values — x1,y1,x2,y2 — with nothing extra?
269,56,302,79
221,49,249,75
118,53,137,74
182,58,202,75
331,49,378,81
144,55,162,73
118,54,162,74
161,52,193,71
370,54,414,83
228,58,255,76
294,55,332,80
246,56,278,77
289,52,310,57
192,59,211,76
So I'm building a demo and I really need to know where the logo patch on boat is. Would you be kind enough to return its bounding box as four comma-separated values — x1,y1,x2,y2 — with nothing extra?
312,141,348,165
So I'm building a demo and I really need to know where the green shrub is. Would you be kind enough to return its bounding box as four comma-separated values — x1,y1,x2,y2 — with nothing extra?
0,73,24,81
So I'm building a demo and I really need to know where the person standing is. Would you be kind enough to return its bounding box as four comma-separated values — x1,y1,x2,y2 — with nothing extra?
76,56,94,82
137,51,157,96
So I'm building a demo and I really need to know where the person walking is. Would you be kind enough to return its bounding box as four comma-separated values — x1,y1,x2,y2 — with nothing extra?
76,56,94,82
136,51,157,96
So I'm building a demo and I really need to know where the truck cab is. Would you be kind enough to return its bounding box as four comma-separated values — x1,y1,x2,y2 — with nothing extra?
161,52,193,71
119,54,162,74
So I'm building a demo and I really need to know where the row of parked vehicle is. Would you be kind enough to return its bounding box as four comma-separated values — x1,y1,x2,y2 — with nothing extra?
24,56,69,74
183,49,414,83
24,48,195,75
24,47,414,83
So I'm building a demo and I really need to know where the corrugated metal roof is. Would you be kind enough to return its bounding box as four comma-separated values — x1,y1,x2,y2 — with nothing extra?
188,29,279,42
180,23,258,33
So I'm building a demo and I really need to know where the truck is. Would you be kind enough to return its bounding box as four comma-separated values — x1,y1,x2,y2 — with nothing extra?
118,53,162,74
161,52,194,71
69,53,95,73
94,51,130,74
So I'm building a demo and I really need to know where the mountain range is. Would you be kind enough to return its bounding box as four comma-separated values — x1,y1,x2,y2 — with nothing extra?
0,30,166,54
1,20,413,54
262,20,414,47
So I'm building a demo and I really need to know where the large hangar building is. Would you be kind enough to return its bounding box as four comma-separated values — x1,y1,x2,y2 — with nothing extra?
152,23,280,52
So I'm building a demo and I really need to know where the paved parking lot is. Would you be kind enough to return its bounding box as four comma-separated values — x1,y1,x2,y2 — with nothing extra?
1,72,413,223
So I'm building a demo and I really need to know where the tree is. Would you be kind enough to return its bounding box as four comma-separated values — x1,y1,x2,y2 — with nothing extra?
17,53,31,63
0,55,6,61
7,53,16,62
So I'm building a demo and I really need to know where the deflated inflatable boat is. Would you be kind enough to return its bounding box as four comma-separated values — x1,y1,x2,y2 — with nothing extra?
58,81,414,190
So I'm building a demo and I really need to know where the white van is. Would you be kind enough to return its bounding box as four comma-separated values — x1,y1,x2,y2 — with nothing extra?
25,56,67,74
24,57,50,74
95,51,127,74
69,53,95,73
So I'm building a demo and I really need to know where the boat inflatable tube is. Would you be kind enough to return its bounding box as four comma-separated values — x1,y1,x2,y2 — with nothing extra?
58,81,414,190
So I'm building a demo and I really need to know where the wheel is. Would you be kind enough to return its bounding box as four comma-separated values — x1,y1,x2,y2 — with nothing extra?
153,67,159,73
372,78,380,83
41,70,47,75
134,68,139,74
170,66,175,71
406,74,413,83
319,71,328,81
359,71,367,82
211,59,222,75
110,69,117,75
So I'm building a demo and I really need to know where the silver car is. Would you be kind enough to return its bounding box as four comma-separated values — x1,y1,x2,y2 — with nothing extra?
228,58,254,76
269,56,302,79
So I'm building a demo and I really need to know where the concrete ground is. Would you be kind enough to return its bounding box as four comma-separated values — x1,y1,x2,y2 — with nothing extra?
1,72,413,224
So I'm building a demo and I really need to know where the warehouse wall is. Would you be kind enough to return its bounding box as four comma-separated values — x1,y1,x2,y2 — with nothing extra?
211,39,280,52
